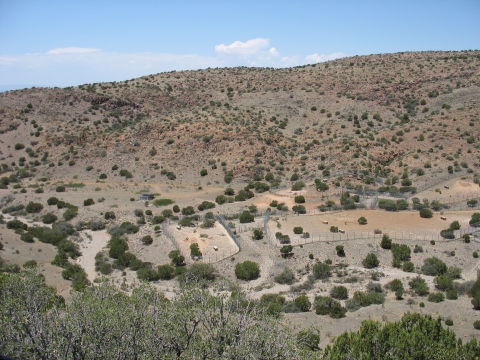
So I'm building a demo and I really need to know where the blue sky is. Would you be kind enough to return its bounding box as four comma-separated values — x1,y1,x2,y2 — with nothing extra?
1,0,479,89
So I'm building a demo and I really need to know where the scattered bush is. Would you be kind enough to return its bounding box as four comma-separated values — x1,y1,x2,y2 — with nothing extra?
380,234,392,249
294,295,311,312
83,198,95,206
427,292,445,303
330,286,348,300
274,267,295,284
422,257,447,276
313,262,332,280
141,235,153,245
362,253,379,269
235,261,260,281
419,208,433,218
26,202,43,213
293,226,303,234
239,211,254,223
42,213,58,224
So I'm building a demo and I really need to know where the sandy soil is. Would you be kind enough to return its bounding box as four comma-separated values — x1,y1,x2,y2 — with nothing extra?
173,222,239,263
76,229,110,281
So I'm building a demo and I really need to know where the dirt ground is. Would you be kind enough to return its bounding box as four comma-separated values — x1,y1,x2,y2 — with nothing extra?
172,222,239,263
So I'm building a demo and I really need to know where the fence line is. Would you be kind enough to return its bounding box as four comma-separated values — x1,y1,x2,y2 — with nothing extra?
217,215,241,251
161,222,189,260
265,215,480,247
263,209,276,245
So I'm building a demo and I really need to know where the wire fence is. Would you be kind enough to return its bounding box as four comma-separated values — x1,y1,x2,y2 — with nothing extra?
264,220,480,247
217,215,241,250
263,209,276,245
162,220,239,264
161,222,189,259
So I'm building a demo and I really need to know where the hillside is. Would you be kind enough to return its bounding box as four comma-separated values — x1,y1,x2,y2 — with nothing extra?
1,50,479,187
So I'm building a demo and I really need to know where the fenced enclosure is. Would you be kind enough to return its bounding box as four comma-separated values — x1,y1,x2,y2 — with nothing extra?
162,220,239,264
264,218,480,247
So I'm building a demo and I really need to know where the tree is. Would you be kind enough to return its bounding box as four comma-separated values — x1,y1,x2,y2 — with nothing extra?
449,220,461,230
380,234,392,249
157,265,175,280
280,245,293,257
293,226,303,234
141,235,153,245
434,275,453,291
294,195,305,203
252,229,263,240
323,313,480,359
330,286,348,300
409,276,430,296
84,198,95,206
362,253,379,269
235,261,260,280
190,243,202,257
200,169,208,177
294,295,311,312
182,206,195,216
419,208,433,218
313,262,332,280
169,250,185,267
239,211,254,223
469,213,480,226
422,257,447,276
358,216,367,225
42,213,58,224
335,245,345,257
26,201,43,213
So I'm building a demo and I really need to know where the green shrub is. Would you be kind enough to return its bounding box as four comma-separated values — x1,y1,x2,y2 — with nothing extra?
294,295,311,312
157,265,175,280
434,275,453,291
402,261,415,272
141,235,153,245
274,267,295,284
293,226,303,234
446,289,458,300
252,229,264,240
7,219,27,230
23,260,37,268
83,198,95,206
20,233,34,243
294,195,305,203
154,199,174,207
184,263,216,281
42,213,58,224
313,262,332,280
239,211,254,223
409,276,429,296
380,234,392,249
330,286,348,300
26,202,43,213
358,217,367,225
419,208,433,218
474,320,480,330
56,186,66,192
104,211,116,220
422,257,447,276
235,261,260,280
362,253,379,269
427,292,445,303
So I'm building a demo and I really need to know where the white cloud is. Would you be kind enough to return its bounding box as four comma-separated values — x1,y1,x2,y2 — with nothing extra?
47,47,101,55
268,47,279,57
215,38,269,56
305,52,346,63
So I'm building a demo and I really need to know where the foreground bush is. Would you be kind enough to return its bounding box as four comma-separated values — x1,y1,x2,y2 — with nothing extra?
323,313,480,359
0,271,300,359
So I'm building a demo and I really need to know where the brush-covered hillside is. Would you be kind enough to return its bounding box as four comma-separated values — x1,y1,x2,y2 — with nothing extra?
0,50,479,189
